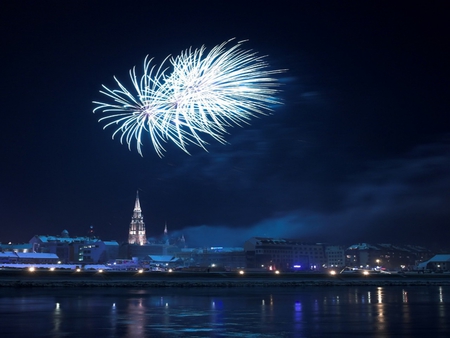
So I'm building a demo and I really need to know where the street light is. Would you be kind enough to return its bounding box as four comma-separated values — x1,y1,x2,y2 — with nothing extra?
376,259,381,269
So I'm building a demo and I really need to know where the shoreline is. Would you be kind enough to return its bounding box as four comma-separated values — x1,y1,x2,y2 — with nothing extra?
3,281,450,288
2,270,450,287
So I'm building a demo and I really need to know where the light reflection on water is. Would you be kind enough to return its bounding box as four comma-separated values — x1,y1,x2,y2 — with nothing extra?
0,286,449,337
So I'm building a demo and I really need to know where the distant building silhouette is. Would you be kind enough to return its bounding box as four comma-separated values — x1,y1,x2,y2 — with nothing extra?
87,225,95,238
345,243,434,270
417,254,450,272
244,237,326,271
128,191,147,245
29,230,118,263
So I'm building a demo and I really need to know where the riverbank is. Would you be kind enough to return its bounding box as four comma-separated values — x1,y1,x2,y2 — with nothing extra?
2,269,450,287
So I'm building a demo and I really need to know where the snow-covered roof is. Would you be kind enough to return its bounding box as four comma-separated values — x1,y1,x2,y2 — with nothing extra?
31,236,117,246
417,254,450,269
0,252,18,258
0,243,32,249
148,255,180,262
33,235,93,243
179,247,244,253
207,247,244,253
15,252,59,259
181,248,197,253
427,254,450,262
0,252,58,259
0,263,110,270
102,241,119,246
248,237,320,246
347,243,380,250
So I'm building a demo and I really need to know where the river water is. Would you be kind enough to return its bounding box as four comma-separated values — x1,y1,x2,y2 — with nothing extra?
0,286,448,337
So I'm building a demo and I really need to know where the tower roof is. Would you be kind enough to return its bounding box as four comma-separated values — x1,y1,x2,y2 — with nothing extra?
134,190,141,212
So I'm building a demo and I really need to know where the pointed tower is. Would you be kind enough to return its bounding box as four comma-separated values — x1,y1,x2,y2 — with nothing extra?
128,191,147,245
163,222,169,245
180,234,186,248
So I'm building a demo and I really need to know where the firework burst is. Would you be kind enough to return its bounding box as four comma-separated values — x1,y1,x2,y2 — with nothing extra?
93,38,284,157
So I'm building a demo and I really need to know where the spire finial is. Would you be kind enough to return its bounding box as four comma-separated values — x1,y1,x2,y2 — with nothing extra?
134,190,141,212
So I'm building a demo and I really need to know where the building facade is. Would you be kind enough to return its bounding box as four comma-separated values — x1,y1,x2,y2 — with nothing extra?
76,241,119,263
174,247,246,270
128,191,147,245
244,237,326,271
324,245,346,268
345,243,434,270
417,254,450,272
120,242,180,260
29,230,118,264
0,243,32,253
0,252,59,264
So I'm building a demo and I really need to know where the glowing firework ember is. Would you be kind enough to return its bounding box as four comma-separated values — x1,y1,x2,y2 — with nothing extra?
93,39,284,156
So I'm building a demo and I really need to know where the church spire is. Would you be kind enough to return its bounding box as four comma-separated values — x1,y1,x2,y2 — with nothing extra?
163,222,169,245
134,190,141,212
128,190,147,245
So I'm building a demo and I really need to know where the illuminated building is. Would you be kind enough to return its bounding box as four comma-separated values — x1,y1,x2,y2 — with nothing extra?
417,254,450,272
0,243,32,253
29,230,118,264
128,191,147,245
244,237,326,271
121,193,182,259
174,247,246,270
324,245,346,268
0,252,59,264
77,241,119,263
345,243,433,270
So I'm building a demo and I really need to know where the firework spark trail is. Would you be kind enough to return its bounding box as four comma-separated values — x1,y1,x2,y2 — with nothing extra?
93,38,285,157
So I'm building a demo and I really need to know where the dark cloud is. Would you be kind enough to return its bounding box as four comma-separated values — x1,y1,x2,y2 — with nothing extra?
174,138,450,248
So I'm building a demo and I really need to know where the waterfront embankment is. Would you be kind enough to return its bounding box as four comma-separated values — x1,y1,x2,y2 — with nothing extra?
1,269,450,287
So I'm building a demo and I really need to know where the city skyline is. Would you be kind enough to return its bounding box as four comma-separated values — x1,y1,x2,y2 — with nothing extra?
1,2,449,247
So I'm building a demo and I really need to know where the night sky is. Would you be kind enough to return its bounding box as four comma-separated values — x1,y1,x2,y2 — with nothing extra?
1,2,449,248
